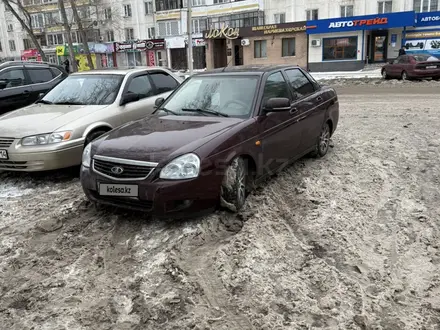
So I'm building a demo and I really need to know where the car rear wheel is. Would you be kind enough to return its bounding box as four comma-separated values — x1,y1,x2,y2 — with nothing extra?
220,157,248,213
311,122,331,158
85,130,108,146
382,69,389,79
401,71,409,81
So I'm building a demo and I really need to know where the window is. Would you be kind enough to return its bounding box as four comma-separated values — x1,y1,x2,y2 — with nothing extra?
306,9,318,20
47,33,63,46
378,1,393,13
282,38,296,57
145,1,153,14
192,19,207,34
285,69,315,99
7,24,13,32
104,8,112,20
323,36,358,61
414,0,438,12
213,0,227,3
207,11,264,29
125,28,135,40
149,71,178,94
157,21,180,36
262,72,291,105
23,39,32,49
9,40,16,51
124,4,132,17
0,42,2,52
50,67,62,77
340,5,354,17
28,68,54,83
0,69,26,88
31,13,44,28
274,13,286,24
192,0,206,5
106,30,115,42
127,75,153,99
155,0,181,11
254,40,267,58
148,27,155,39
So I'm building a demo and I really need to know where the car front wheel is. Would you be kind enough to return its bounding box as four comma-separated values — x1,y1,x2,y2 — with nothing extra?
382,69,389,79
220,157,248,212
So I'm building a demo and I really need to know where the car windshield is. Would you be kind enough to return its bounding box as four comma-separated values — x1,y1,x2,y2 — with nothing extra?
413,55,439,62
160,75,259,118
41,74,123,105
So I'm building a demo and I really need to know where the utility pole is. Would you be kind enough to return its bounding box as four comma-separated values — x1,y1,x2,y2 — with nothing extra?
186,0,193,75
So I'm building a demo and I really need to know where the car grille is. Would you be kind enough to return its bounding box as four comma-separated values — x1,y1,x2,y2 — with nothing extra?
92,156,158,180
0,138,14,148
0,160,27,169
89,190,153,211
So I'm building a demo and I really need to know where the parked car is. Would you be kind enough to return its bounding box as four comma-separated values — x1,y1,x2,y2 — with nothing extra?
381,54,440,80
0,61,68,116
0,67,183,172
80,64,339,217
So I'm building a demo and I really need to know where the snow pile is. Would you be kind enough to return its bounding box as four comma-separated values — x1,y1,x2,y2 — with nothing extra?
310,69,382,81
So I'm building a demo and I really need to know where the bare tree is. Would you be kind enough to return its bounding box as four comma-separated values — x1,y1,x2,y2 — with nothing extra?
70,0,94,70
1,0,47,61
58,0,77,72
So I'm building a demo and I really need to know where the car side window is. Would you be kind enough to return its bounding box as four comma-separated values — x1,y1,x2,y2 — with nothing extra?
393,57,400,64
262,71,291,106
126,75,154,99
50,67,62,77
0,68,26,88
398,56,407,64
27,68,54,84
149,71,179,94
285,69,315,99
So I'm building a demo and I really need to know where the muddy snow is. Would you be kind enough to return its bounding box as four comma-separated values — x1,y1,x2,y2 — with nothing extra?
1,80,440,330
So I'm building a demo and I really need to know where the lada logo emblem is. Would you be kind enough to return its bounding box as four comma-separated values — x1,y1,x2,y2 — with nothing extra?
111,166,124,174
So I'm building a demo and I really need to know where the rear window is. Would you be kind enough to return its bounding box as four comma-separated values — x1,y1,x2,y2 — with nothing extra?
413,55,439,62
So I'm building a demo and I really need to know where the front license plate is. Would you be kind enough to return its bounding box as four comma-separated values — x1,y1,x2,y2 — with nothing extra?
99,183,139,197
427,65,437,69
0,149,8,160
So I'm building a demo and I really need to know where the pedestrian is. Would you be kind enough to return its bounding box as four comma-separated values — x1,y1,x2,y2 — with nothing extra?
63,58,70,73
398,46,406,56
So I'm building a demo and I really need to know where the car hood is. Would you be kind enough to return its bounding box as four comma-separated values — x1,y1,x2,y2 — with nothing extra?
0,103,109,138
94,115,242,163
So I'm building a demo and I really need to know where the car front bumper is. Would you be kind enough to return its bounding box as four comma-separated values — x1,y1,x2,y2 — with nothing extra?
80,165,223,218
0,139,85,172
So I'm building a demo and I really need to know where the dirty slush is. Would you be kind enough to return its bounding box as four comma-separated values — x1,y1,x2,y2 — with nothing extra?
1,79,440,330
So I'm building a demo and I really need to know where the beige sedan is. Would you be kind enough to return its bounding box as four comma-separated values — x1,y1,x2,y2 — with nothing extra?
0,67,183,172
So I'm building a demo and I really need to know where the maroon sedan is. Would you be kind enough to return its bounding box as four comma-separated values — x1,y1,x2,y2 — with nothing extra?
382,54,440,80
80,65,339,218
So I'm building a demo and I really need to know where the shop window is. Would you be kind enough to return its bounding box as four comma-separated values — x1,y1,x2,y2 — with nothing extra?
274,13,286,24
145,1,153,14
285,69,315,99
414,0,438,12
125,28,135,40
282,38,296,57
9,40,16,51
28,68,54,84
123,4,132,17
262,72,291,105
306,9,318,20
323,36,358,61
149,71,179,94
378,1,393,13
254,40,267,58
340,5,354,17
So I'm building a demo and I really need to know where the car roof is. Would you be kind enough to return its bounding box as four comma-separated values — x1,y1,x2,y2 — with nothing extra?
72,66,174,76
197,64,303,76
0,61,62,69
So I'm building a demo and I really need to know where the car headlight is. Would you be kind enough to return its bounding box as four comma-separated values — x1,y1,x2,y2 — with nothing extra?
82,143,92,168
160,153,200,180
21,131,72,146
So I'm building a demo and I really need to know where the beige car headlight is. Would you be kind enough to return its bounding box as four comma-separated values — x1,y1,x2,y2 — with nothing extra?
21,131,72,146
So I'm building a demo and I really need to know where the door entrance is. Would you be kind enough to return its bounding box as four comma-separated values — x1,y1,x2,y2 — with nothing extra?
369,30,388,63
213,39,227,68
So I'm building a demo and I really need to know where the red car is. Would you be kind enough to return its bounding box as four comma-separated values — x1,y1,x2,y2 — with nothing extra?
382,54,440,80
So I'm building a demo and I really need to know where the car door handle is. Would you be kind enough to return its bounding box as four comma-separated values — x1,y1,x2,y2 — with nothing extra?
317,96,323,102
22,90,30,95
290,107,298,114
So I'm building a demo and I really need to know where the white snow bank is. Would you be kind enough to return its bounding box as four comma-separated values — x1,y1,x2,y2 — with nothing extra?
310,69,382,80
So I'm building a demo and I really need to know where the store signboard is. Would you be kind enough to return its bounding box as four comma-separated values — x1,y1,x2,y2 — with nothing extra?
416,11,440,27
115,39,165,52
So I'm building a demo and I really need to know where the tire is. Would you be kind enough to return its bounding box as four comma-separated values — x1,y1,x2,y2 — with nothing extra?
220,157,248,213
382,69,389,79
311,122,331,158
85,130,107,146
401,71,409,81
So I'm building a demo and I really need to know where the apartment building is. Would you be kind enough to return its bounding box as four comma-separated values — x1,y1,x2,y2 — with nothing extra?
0,2,26,61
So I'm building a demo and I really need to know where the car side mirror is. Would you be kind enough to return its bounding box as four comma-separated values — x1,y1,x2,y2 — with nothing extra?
0,80,7,89
120,92,140,106
154,97,165,108
264,98,291,112
38,92,45,99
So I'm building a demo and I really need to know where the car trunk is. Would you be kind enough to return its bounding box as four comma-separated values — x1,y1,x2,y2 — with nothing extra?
415,61,440,70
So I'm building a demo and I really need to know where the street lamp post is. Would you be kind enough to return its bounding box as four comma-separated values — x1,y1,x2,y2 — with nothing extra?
187,0,193,75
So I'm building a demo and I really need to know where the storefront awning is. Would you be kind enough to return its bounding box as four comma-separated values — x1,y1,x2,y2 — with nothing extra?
306,11,416,35
415,11,440,27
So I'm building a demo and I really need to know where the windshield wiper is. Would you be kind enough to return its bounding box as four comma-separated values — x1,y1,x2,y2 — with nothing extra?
155,107,179,115
36,100,53,104
181,108,229,117
52,101,84,105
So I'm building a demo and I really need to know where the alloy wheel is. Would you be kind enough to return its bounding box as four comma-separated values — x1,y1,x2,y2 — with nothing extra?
236,163,246,206
402,71,408,81
319,124,330,154
382,70,387,79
